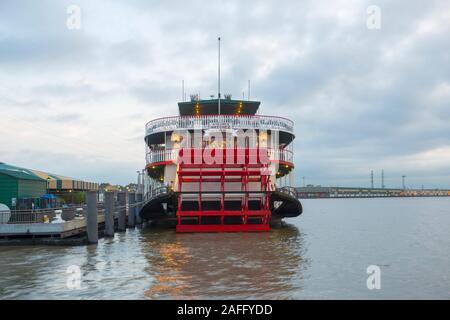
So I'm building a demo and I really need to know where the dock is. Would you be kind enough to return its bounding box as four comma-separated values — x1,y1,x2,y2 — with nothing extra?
0,191,146,245
0,216,101,238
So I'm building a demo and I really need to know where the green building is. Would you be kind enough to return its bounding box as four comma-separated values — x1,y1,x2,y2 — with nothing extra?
0,162,47,208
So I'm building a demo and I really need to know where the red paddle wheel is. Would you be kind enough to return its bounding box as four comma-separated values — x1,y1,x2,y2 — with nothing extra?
176,148,271,232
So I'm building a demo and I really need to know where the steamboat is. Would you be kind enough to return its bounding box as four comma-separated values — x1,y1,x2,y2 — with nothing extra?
140,95,302,232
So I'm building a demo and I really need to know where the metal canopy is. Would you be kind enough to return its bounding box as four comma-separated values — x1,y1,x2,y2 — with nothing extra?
178,99,260,116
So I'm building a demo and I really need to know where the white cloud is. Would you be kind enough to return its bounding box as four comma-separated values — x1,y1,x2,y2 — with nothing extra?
0,0,449,187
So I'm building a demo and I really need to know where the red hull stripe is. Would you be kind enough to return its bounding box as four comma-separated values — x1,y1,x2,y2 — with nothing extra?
176,224,270,233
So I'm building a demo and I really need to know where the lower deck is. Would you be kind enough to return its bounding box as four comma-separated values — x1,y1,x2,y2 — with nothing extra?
140,189,303,233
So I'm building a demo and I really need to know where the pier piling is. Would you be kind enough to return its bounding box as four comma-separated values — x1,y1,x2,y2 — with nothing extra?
136,193,143,224
104,192,115,237
128,192,136,228
117,192,127,231
86,191,98,244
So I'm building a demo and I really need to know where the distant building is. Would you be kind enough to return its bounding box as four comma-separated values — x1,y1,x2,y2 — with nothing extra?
31,170,98,194
0,162,47,208
99,183,123,193
0,162,98,209
296,186,450,198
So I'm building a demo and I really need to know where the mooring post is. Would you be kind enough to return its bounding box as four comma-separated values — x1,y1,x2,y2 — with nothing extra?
128,192,136,228
104,191,115,237
136,193,143,224
86,191,98,244
117,191,127,231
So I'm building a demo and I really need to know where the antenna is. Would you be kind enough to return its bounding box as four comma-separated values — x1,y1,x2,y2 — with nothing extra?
371,170,374,188
248,79,251,101
218,37,221,115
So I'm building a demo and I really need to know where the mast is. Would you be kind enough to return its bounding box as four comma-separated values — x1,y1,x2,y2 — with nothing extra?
218,37,221,115
182,79,185,102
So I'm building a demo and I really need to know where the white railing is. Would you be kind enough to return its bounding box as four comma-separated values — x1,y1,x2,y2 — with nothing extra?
145,186,170,201
270,148,294,163
145,115,294,136
277,186,298,198
146,148,294,165
145,149,175,164
0,206,86,224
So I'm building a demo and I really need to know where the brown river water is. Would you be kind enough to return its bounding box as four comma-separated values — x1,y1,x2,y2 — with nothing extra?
0,198,449,299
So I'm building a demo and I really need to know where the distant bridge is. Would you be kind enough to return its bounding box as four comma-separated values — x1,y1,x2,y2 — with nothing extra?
296,186,450,199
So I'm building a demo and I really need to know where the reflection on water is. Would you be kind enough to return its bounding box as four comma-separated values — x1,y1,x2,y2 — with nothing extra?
142,224,308,299
0,223,308,299
1,198,449,299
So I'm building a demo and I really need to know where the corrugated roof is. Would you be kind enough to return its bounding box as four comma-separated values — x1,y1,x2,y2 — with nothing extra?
0,163,97,189
0,163,45,181
31,169,73,181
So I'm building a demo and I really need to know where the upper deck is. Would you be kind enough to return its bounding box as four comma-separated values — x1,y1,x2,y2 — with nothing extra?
178,98,260,116
144,98,296,179
145,114,294,136
145,97,295,148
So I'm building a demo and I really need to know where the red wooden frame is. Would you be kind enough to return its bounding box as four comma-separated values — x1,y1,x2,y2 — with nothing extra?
176,147,271,232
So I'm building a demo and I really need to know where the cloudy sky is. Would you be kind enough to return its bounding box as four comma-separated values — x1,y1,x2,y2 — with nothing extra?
0,0,449,188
